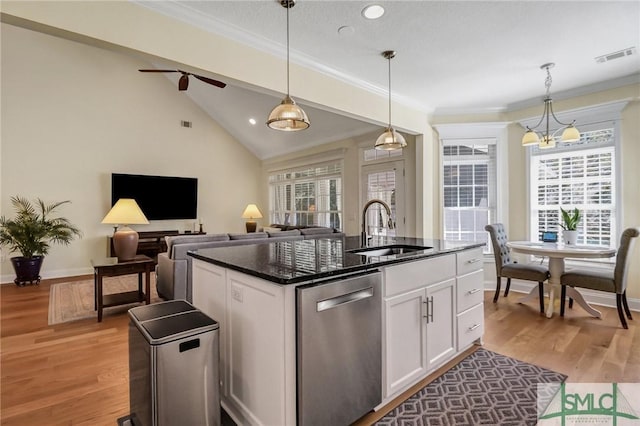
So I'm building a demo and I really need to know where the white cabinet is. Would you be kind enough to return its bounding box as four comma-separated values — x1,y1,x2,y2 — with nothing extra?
383,255,456,398
455,247,484,351
382,247,484,402
191,259,297,426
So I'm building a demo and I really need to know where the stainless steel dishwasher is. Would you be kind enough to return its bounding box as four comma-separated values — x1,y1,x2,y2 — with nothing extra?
297,271,382,426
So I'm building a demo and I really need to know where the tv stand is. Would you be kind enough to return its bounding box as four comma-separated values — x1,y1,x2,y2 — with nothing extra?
107,230,205,261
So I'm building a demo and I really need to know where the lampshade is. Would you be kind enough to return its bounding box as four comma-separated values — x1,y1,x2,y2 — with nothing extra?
241,204,263,219
375,127,407,150
521,129,541,146
102,199,149,262
561,124,580,142
101,198,149,225
266,0,310,132
267,95,310,131
539,136,556,150
376,50,407,150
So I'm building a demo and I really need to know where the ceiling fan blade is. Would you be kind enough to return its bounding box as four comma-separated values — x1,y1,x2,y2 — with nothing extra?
138,69,180,73
178,74,189,91
193,74,227,89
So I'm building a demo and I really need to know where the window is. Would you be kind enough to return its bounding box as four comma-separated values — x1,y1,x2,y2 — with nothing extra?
530,125,617,248
363,147,402,162
269,161,343,229
442,140,497,249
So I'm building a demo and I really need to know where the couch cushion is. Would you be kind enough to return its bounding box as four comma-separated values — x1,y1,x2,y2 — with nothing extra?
267,229,300,238
299,227,336,235
166,234,229,258
229,232,268,240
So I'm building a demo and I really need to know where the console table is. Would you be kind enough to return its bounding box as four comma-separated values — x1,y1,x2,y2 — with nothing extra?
107,230,205,261
91,255,154,322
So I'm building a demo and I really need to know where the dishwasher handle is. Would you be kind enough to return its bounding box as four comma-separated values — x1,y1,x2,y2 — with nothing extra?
316,287,374,312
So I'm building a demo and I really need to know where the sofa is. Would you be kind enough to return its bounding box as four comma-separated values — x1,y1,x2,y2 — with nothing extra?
156,227,344,301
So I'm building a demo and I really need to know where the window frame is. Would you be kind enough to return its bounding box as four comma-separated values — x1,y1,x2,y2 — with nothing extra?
435,122,509,253
268,158,345,230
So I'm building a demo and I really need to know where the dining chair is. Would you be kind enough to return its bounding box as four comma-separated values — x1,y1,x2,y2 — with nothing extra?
485,224,550,313
560,227,639,329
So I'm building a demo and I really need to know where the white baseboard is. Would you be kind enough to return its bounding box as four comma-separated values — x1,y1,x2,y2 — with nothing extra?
484,278,640,312
1,267,93,285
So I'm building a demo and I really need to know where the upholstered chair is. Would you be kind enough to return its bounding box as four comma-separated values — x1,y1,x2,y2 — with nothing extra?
485,224,550,313
560,227,639,329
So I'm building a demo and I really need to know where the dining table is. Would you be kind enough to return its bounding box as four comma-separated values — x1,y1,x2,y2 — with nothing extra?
506,241,616,318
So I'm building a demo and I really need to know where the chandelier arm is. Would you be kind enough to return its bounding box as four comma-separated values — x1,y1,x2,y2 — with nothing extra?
548,102,575,127
527,100,551,131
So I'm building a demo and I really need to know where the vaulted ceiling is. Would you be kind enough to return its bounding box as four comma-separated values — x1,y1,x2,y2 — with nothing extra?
136,1,639,159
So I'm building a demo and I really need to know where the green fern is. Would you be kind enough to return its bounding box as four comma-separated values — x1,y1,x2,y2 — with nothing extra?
0,196,82,259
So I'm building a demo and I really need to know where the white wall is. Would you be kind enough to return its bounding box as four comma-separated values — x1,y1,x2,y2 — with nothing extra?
0,23,262,282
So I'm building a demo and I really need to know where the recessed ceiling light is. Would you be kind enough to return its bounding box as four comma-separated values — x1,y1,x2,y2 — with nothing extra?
338,25,355,36
362,4,385,20
249,118,257,125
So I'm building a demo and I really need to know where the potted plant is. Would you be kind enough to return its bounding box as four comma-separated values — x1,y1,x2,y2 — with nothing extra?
559,206,581,245
0,196,82,286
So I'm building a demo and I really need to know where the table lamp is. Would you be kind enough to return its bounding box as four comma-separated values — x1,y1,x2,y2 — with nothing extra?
102,198,149,261
241,204,263,233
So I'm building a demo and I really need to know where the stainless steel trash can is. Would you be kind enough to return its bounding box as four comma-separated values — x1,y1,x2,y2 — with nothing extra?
127,300,220,426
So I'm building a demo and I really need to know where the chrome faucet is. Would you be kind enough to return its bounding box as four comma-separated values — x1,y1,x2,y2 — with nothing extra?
361,199,394,245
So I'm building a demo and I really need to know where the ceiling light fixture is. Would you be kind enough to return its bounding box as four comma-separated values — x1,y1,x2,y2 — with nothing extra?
267,0,310,132
522,63,580,149
362,4,385,20
375,50,407,151
249,118,257,125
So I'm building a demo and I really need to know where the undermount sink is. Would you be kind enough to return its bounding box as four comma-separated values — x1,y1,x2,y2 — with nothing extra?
348,244,432,257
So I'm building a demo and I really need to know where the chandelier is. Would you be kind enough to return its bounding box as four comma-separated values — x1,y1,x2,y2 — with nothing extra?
522,63,580,149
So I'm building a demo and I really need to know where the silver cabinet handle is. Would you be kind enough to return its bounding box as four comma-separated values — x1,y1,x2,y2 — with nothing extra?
317,287,373,312
468,323,480,332
428,296,434,323
465,258,481,264
467,288,481,295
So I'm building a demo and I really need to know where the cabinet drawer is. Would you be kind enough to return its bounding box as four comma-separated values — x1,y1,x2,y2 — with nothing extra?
457,303,484,349
456,248,483,276
456,270,484,313
384,254,455,297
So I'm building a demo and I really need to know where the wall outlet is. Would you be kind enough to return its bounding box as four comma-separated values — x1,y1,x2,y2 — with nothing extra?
231,286,243,303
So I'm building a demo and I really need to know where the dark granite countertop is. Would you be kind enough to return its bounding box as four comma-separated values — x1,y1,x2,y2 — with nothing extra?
188,235,484,285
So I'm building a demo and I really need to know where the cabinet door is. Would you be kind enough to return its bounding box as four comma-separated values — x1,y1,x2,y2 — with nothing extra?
425,278,456,371
384,287,428,397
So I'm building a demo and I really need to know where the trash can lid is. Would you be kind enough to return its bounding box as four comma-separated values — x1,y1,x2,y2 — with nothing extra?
136,311,218,344
128,299,196,322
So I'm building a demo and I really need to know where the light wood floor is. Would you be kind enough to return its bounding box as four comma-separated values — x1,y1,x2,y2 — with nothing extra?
2,278,639,425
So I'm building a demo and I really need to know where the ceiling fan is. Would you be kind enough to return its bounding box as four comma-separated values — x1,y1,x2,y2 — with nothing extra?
138,69,226,91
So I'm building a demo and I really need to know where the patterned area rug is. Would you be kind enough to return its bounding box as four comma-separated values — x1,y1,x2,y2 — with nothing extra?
376,348,567,426
48,275,161,325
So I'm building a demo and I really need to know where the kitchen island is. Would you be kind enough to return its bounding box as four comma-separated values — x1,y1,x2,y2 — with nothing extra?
189,236,485,426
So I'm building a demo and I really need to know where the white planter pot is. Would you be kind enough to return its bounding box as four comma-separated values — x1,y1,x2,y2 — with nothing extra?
563,230,578,245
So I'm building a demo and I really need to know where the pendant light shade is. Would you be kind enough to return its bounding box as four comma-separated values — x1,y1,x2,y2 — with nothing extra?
376,50,406,150
267,0,310,131
375,127,407,150
267,95,310,131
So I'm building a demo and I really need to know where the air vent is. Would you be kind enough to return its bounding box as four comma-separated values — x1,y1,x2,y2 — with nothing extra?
181,120,192,128
595,47,636,64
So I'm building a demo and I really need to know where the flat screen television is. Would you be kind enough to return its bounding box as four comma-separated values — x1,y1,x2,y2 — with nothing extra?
111,173,198,220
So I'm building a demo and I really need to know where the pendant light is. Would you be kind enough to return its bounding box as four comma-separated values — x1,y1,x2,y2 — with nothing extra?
375,50,407,150
267,0,310,131
522,63,580,148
